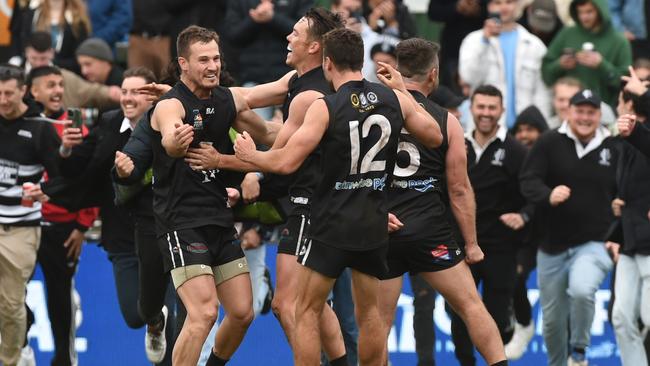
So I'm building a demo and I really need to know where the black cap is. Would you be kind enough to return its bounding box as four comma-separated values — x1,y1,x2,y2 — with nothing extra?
429,85,464,109
569,89,601,108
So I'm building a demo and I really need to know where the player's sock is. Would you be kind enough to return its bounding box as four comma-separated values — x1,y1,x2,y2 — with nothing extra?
206,349,229,366
329,354,349,366
490,361,508,366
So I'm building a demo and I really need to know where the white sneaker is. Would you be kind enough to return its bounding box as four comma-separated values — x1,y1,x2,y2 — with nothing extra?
504,321,534,360
145,305,168,363
17,345,36,366
73,288,83,329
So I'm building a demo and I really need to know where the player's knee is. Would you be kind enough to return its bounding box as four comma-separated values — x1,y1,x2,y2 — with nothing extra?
229,304,254,328
188,303,219,329
271,295,289,318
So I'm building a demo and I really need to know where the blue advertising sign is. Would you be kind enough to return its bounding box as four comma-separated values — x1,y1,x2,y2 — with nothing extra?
26,244,621,365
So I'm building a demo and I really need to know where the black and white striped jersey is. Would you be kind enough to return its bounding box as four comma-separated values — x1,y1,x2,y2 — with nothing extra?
0,103,60,226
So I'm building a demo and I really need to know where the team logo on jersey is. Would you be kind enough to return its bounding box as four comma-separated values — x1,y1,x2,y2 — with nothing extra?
192,109,204,130
599,148,611,166
187,242,209,254
200,169,217,183
431,244,451,261
17,130,32,139
367,92,378,103
491,148,505,166
359,93,368,107
206,107,215,115
350,94,360,107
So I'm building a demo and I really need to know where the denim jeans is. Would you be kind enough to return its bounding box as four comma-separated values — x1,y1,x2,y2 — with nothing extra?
612,253,650,366
537,241,613,366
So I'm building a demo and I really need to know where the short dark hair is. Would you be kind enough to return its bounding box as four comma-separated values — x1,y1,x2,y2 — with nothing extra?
304,7,345,42
26,32,53,52
395,38,440,79
123,66,156,84
322,28,364,72
176,25,220,59
26,65,62,87
0,64,25,87
471,84,503,103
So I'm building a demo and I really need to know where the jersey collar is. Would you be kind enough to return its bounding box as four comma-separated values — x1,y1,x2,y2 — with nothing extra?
558,121,610,159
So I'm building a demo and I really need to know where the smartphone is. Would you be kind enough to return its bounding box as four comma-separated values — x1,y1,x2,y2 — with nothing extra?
488,12,501,24
562,47,576,57
67,108,83,129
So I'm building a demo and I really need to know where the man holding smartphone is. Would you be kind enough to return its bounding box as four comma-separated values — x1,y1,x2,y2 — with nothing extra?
27,65,98,366
459,0,551,128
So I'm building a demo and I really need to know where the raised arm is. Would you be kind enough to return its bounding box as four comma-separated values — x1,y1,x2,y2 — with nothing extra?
234,99,329,174
230,88,282,146
396,89,443,148
231,70,296,109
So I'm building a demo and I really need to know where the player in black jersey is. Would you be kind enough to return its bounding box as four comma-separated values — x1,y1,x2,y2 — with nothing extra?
185,9,350,364
376,38,509,366
149,26,286,366
233,28,442,366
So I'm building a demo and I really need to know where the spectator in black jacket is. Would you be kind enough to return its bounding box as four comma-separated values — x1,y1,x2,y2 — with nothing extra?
75,38,124,86
427,0,486,90
57,67,174,365
223,0,311,119
609,79,650,366
449,85,527,366
520,89,617,366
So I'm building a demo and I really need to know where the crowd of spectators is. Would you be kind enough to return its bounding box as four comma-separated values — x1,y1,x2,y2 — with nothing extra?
1,0,650,365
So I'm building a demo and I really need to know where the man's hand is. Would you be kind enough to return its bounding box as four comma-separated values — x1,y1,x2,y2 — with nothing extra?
549,185,571,206
376,0,397,27
64,229,84,261
61,121,83,149
241,173,261,204
114,151,134,178
617,113,637,137
249,0,274,23
605,241,620,262
172,122,194,155
499,213,525,230
464,243,484,264
241,228,262,250
612,198,625,217
559,54,577,70
226,187,240,207
575,50,603,69
24,183,49,203
387,212,404,233
483,17,501,38
622,66,649,96
234,131,258,162
377,62,407,93
138,82,172,103
185,142,221,170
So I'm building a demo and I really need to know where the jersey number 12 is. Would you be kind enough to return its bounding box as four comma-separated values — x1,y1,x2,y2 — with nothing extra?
348,114,391,175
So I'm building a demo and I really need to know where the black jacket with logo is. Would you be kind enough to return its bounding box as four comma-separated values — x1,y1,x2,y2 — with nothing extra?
466,132,527,252
520,129,619,253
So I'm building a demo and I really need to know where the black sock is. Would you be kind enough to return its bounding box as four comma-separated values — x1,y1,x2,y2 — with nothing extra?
148,312,165,332
329,354,349,366
490,361,508,366
573,347,586,355
206,350,228,366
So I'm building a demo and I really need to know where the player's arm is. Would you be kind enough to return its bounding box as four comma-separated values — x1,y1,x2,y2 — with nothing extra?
376,61,442,148
445,114,483,264
395,90,443,148
231,88,282,146
269,90,323,150
152,99,192,158
234,99,329,174
231,70,296,109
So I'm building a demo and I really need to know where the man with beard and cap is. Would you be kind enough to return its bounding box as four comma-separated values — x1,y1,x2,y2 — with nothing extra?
520,89,618,366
